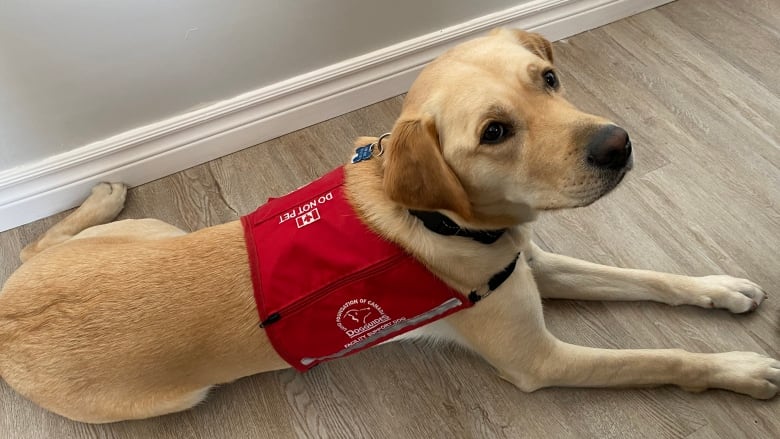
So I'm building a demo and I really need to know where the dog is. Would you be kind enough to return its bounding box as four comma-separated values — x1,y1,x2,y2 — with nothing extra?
0,28,777,424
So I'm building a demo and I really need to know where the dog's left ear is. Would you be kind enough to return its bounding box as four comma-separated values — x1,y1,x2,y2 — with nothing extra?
493,28,554,64
382,115,473,220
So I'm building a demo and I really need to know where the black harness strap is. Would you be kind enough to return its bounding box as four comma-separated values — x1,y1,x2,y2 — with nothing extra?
467,253,520,304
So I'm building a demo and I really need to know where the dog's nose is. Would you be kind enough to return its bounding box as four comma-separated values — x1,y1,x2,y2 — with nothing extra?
586,125,632,170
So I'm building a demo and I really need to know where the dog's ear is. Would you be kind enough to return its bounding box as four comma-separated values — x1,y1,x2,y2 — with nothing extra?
494,28,554,64
382,115,472,220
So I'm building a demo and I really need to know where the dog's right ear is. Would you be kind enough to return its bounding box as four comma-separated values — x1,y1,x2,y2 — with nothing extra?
382,115,472,220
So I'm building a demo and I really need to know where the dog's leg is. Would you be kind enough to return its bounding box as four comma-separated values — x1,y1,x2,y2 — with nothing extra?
70,218,186,241
525,242,766,313
443,265,780,399
20,182,127,262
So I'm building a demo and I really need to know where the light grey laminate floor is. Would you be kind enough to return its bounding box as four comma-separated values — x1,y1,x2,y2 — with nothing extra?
1,0,778,437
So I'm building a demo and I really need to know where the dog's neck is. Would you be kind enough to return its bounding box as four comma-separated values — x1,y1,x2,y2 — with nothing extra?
344,159,531,293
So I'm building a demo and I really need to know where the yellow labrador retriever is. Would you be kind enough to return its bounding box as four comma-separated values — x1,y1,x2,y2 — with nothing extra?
0,29,777,423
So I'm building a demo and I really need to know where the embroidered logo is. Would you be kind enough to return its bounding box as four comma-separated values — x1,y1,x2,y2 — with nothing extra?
336,299,391,339
295,208,320,228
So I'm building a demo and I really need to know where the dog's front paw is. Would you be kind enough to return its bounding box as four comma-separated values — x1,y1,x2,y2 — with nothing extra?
704,351,780,399
691,275,767,313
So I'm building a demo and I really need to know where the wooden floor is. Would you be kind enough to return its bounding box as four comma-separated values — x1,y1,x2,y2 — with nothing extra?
1,0,778,437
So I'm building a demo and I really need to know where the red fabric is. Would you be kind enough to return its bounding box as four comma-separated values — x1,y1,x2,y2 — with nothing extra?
241,167,471,371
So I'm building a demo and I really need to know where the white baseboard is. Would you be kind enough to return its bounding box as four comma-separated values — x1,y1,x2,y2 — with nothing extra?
0,0,673,232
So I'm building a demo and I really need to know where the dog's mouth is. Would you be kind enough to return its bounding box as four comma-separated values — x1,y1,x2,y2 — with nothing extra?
624,152,635,171
576,167,630,207
549,163,631,210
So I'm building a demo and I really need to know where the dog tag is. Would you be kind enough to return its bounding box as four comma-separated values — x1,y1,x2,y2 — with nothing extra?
351,144,373,163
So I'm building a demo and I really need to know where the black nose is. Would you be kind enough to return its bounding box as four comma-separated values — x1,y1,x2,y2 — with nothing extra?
586,125,632,170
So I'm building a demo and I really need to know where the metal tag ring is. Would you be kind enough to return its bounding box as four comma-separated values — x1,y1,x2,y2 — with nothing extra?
373,133,391,157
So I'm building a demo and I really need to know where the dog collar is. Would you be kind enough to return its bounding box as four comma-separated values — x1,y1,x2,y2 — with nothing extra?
408,210,516,302
408,210,506,244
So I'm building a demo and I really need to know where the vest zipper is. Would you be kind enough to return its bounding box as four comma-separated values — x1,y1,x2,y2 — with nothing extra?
259,252,407,327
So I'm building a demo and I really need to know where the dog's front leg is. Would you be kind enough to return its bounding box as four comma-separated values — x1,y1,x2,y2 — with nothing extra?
442,262,779,399
524,242,766,313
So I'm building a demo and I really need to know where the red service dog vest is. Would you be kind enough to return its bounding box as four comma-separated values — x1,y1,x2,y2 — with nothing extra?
241,167,472,371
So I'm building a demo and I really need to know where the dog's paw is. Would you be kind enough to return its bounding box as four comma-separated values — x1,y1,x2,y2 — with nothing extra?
84,182,127,221
705,351,780,399
692,275,767,313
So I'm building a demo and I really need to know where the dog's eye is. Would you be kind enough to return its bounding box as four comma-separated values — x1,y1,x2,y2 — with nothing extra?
481,122,508,144
543,70,558,89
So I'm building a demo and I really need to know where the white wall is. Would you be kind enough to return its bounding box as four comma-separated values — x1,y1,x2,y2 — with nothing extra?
0,0,524,171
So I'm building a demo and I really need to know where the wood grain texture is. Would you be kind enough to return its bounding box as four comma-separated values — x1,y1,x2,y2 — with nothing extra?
1,0,778,437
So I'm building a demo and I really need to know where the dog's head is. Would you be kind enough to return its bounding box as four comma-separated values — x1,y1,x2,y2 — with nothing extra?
382,28,632,227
